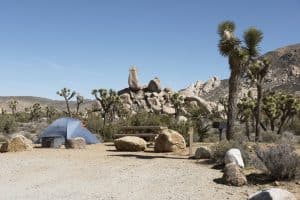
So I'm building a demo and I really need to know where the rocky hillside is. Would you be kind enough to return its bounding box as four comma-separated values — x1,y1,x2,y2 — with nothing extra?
182,43,300,101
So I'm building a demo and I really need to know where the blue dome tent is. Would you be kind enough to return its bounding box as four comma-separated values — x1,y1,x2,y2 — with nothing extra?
39,117,100,147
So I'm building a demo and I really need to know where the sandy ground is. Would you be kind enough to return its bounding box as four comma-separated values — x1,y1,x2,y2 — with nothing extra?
0,144,298,200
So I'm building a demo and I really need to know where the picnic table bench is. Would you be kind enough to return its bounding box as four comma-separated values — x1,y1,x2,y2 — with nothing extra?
114,126,168,141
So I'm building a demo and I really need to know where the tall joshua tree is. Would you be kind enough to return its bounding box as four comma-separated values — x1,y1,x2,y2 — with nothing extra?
244,27,269,141
218,21,248,140
57,88,76,117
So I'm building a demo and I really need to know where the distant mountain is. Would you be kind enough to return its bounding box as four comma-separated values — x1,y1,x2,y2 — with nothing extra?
0,96,95,113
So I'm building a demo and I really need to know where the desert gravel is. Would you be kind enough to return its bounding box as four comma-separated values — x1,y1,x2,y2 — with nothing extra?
0,144,266,200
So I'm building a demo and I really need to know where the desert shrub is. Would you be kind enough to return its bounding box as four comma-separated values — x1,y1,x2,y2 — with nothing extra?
0,115,17,134
255,143,300,180
211,140,251,166
202,132,219,143
280,131,297,145
232,129,251,143
260,131,280,143
15,112,31,123
288,116,300,136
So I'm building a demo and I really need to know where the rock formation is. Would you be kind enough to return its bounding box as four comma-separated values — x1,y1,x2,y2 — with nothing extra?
128,66,141,91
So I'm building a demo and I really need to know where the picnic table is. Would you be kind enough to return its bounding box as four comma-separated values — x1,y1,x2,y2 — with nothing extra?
114,126,168,141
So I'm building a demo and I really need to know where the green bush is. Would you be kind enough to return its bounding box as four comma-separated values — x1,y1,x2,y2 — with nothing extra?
15,112,31,123
0,115,17,134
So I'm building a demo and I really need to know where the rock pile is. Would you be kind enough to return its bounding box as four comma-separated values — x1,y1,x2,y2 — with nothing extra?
119,66,215,115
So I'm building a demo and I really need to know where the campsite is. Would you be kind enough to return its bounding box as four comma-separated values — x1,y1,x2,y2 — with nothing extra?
1,1,300,200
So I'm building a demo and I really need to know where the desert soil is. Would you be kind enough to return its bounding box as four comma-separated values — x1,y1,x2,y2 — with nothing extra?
0,144,298,200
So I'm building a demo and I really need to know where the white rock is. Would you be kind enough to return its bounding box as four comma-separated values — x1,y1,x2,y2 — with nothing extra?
248,188,296,200
176,115,188,123
224,148,244,168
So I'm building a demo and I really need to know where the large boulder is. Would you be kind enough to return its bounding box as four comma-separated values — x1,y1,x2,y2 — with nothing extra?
147,77,162,93
224,148,245,168
154,129,186,153
114,136,146,152
5,135,33,152
66,137,86,149
195,146,212,159
128,66,141,91
223,163,247,186
248,188,296,200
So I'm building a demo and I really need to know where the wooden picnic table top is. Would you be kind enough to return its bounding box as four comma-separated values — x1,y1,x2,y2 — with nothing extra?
120,126,168,131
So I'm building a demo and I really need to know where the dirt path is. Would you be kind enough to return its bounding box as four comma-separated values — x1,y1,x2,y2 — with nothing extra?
0,144,276,200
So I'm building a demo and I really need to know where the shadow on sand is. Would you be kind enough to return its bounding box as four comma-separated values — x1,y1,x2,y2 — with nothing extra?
108,153,188,160
246,173,273,185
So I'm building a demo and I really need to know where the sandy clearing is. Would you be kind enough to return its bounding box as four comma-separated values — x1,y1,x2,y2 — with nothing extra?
0,144,296,200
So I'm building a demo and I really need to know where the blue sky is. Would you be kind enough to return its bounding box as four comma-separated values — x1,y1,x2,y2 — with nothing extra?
0,0,299,99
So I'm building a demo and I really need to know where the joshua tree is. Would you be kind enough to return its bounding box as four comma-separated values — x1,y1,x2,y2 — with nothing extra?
276,93,300,134
1,108,7,115
237,92,256,140
29,103,42,121
170,93,185,118
45,106,56,121
8,99,18,116
262,93,281,131
218,21,248,140
76,94,84,115
244,27,269,141
57,88,76,117
91,89,120,140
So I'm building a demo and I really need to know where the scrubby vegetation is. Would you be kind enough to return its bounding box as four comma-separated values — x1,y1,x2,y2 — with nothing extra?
255,143,300,180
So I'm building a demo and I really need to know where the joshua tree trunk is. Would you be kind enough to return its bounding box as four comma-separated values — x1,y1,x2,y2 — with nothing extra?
64,97,71,117
76,104,80,115
270,120,275,131
226,69,240,140
245,120,250,141
102,114,107,141
255,82,262,141
277,114,287,135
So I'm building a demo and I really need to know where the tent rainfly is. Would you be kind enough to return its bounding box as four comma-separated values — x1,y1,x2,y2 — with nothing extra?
39,117,100,145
